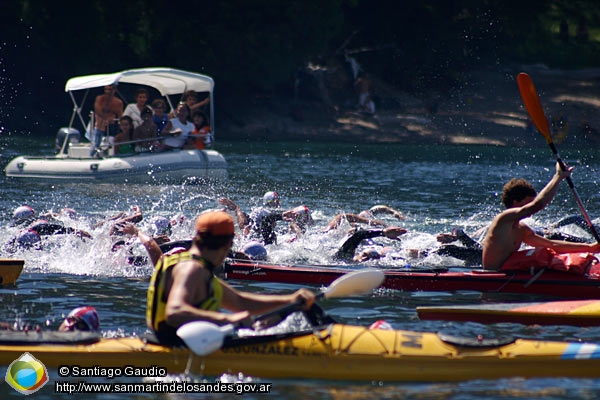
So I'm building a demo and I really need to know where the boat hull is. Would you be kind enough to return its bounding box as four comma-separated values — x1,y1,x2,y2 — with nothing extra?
0,259,24,285
2,324,600,382
417,300,600,326
4,149,227,183
223,260,600,298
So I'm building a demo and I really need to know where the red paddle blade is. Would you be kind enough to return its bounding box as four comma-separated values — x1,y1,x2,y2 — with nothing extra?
517,72,552,143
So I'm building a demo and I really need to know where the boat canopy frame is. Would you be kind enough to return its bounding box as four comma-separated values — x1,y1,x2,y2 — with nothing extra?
64,67,215,141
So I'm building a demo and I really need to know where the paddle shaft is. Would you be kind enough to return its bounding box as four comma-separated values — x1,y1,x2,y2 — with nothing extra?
251,292,325,329
518,72,600,243
547,143,600,242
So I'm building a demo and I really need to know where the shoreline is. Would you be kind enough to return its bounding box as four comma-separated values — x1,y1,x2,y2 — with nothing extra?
218,66,600,148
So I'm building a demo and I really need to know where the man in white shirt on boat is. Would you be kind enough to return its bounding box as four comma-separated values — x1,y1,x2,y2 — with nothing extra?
159,103,194,150
122,88,153,128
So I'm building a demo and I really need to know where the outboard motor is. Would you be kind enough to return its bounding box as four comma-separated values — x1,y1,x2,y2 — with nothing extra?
55,127,81,154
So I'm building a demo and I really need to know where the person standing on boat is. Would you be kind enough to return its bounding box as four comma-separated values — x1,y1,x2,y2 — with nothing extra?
146,211,315,345
91,85,124,157
482,162,600,270
123,88,152,128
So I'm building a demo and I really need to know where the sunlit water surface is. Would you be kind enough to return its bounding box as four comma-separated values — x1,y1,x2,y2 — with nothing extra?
2,134,600,399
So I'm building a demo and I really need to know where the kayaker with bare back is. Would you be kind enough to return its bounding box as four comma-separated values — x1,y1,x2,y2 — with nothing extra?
482,161,600,271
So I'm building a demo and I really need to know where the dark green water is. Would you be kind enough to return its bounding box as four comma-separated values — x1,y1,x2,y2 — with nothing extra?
2,135,600,399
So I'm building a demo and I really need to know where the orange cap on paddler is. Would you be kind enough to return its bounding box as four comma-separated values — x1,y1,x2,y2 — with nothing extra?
195,211,235,236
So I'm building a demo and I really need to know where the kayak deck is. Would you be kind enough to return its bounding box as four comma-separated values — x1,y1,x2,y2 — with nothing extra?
417,299,600,326
223,260,600,298
2,324,600,381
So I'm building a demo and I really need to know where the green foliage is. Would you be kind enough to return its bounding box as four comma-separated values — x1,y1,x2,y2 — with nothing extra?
2,0,600,132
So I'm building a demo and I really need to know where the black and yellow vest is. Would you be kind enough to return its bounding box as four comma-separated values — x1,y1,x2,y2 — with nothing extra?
146,251,223,342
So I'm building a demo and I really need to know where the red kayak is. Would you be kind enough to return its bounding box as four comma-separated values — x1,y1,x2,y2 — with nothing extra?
223,260,600,299
417,300,600,326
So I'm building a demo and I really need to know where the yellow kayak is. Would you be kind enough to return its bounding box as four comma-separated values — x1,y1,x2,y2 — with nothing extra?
0,259,24,285
1,324,600,382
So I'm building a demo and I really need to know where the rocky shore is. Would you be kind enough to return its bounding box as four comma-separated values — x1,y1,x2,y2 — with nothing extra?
218,65,600,148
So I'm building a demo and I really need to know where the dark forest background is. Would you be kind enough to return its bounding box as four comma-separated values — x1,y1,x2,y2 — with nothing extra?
1,0,600,135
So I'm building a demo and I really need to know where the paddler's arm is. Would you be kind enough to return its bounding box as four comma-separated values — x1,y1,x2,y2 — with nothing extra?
219,277,315,315
522,228,600,253
517,162,572,220
165,263,250,326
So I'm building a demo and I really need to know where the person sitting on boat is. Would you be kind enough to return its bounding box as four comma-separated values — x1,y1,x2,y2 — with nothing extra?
146,210,315,345
182,89,210,115
58,306,100,332
159,103,194,151
113,116,135,154
482,161,600,271
189,110,211,150
333,227,407,262
436,214,600,267
122,87,152,128
91,84,124,157
151,98,169,135
132,107,158,152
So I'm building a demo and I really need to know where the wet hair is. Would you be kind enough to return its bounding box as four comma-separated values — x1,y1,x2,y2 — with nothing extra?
501,178,537,208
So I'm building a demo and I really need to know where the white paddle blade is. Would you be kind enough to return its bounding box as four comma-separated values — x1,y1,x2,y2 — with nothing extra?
323,268,384,298
177,321,234,356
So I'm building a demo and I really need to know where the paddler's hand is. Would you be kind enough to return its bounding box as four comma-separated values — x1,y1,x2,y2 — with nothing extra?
291,288,315,311
227,311,252,327
555,161,573,180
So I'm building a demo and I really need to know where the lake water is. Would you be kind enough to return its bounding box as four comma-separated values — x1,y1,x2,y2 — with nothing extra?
2,134,600,399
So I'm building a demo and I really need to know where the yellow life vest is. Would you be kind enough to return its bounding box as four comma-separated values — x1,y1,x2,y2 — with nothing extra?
146,251,223,336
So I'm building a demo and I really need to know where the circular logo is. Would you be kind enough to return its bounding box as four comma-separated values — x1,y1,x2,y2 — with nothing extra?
5,352,49,395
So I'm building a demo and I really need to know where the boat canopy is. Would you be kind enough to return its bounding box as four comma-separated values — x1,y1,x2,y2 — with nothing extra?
63,67,215,140
65,68,214,95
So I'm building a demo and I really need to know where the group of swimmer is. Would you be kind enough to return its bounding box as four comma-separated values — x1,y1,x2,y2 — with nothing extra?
5,160,600,339
6,161,600,271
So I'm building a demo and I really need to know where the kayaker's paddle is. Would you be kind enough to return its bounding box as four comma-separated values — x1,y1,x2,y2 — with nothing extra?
251,267,385,330
517,72,600,243
177,268,385,355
